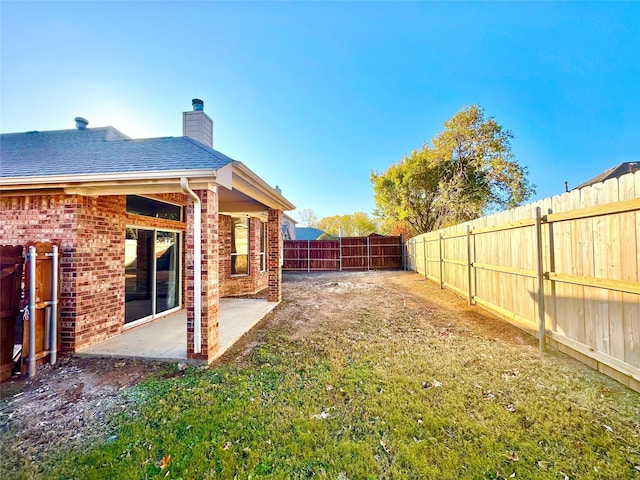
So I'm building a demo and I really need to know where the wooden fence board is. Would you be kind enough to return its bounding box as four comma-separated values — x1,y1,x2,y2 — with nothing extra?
283,236,403,272
605,179,624,361
625,173,640,366
567,189,586,345
591,182,611,354
405,170,640,391
1,245,23,381
575,185,595,352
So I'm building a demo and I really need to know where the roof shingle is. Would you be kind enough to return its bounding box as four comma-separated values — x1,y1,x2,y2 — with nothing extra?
0,127,235,178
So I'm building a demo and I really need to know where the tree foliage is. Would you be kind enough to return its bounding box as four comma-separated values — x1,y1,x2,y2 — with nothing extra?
371,105,534,234
296,208,319,228
318,212,378,237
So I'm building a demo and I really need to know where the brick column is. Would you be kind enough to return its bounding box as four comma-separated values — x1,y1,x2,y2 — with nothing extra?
186,187,219,362
267,209,282,302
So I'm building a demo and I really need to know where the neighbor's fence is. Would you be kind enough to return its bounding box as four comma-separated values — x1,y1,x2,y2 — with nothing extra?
406,171,640,392
284,236,404,272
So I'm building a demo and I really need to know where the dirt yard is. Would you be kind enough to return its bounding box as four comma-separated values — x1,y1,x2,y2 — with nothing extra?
0,270,630,471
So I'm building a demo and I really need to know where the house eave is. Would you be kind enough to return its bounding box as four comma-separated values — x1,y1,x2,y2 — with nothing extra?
0,169,220,196
231,162,295,211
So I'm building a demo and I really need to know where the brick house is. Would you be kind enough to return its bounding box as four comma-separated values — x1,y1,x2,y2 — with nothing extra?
0,99,294,363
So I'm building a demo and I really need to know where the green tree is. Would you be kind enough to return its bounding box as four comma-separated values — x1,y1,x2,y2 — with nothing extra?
318,212,378,237
371,105,534,234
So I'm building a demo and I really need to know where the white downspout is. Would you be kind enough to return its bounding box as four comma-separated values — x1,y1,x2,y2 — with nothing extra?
28,246,37,377
180,178,202,354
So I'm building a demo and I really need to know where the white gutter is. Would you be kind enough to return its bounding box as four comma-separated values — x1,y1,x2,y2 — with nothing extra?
0,168,219,188
180,178,202,354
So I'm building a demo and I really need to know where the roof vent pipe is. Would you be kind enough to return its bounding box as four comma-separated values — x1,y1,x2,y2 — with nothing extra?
74,117,89,130
192,99,204,111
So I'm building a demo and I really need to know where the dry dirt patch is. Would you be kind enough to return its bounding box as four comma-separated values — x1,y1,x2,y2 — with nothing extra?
0,357,167,467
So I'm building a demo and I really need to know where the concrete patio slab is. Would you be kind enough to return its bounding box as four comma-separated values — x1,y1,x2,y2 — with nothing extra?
78,298,278,363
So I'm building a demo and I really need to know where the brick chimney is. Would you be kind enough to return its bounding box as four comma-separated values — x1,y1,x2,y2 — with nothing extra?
183,98,213,148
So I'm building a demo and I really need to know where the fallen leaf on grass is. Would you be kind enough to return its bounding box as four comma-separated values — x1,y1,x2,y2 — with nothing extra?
379,439,391,454
537,461,549,470
159,455,171,470
506,451,519,461
422,379,442,389
223,441,232,450
602,424,613,433
634,465,640,472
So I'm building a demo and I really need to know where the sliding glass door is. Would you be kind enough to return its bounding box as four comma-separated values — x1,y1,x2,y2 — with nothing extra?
125,228,181,325
155,230,179,314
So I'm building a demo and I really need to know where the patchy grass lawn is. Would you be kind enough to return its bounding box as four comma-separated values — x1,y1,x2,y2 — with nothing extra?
4,271,640,479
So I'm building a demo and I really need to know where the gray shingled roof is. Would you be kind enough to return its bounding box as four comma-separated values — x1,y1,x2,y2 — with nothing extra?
0,127,235,179
573,161,640,190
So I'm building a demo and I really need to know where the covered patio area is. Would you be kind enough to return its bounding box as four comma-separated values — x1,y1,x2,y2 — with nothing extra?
78,298,277,363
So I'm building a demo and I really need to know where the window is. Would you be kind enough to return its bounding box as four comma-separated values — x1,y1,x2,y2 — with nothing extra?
259,221,267,272
231,217,249,275
126,195,182,221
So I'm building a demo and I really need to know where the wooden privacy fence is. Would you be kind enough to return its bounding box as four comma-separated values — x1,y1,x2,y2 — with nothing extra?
406,171,640,392
284,236,404,272
0,242,60,381
1,245,23,381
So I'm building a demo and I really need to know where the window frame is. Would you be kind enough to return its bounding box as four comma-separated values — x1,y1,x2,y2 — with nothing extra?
231,217,250,276
259,221,267,272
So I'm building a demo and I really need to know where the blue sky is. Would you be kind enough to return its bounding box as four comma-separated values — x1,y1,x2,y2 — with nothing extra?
2,1,638,223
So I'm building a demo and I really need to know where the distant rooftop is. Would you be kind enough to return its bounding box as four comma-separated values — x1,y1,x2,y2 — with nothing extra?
573,161,640,190
295,227,325,240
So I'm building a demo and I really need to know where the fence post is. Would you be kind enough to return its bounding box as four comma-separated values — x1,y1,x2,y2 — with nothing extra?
546,208,556,333
439,233,445,289
422,236,427,278
466,225,473,305
307,240,310,273
339,237,343,272
28,246,37,378
535,207,546,352
367,236,371,271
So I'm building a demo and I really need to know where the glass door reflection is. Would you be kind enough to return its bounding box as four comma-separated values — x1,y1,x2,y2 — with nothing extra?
156,231,179,314
125,228,153,323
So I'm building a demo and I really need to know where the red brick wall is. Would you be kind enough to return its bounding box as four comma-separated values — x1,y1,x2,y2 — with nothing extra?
218,214,268,297
186,188,219,361
73,196,126,349
0,193,189,353
267,209,282,302
0,194,126,351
